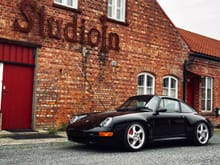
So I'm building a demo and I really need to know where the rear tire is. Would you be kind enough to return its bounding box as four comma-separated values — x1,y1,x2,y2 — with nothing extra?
193,122,209,145
123,122,146,151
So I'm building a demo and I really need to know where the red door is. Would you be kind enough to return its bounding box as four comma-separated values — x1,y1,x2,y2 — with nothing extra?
187,79,194,108
1,64,34,130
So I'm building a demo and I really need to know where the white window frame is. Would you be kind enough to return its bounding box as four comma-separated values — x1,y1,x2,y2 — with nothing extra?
54,0,78,9
107,0,126,22
137,73,155,95
201,77,213,112
163,76,178,98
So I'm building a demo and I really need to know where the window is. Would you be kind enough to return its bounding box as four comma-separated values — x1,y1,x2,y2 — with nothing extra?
54,0,78,9
180,102,195,113
163,76,178,98
108,0,126,22
201,77,213,112
137,73,155,95
160,99,180,113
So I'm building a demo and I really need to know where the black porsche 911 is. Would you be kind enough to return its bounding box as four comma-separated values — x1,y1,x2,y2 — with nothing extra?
66,95,213,151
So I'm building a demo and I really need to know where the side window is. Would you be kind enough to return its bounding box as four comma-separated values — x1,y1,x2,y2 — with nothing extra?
161,99,180,113
108,0,126,22
54,0,78,9
180,102,195,113
146,96,160,111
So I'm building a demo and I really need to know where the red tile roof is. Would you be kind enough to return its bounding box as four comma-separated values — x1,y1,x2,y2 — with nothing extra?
177,28,220,58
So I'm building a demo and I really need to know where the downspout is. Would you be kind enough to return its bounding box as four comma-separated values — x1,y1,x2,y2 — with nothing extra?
32,48,38,130
183,60,187,102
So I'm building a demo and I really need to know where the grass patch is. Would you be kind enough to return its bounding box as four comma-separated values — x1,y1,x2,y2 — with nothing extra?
47,128,58,135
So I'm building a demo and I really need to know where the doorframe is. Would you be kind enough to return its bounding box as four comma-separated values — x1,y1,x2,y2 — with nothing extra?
0,63,3,110
32,49,38,130
0,41,38,130
0,63,3,130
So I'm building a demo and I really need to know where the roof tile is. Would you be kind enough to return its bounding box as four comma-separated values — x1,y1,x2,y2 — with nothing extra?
177,28,220,58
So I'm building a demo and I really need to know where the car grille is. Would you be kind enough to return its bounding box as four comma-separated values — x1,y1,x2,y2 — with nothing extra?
68,130,86,138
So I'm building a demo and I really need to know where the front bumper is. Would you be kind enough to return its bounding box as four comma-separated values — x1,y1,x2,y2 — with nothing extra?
66,126,117,145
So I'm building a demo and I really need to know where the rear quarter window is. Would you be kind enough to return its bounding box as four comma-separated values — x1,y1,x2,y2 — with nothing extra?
181,102,195,113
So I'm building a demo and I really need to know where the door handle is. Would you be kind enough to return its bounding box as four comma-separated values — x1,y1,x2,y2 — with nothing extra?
2,85,8,95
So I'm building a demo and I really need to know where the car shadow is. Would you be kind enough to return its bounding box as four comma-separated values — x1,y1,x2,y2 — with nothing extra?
64,143,127,153
62,139,212,153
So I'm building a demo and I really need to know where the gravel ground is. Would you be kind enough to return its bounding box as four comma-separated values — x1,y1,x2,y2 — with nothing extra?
0,131,220,165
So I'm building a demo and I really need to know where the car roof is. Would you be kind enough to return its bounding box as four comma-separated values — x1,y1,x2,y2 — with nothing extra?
131,95,181,102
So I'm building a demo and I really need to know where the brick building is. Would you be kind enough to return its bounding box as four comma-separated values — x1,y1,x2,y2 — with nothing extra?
178,28,220,127
0,0,217,130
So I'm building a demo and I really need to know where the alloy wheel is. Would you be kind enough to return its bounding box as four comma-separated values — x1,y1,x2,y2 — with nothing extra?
126,123,145,150
196,122,209,145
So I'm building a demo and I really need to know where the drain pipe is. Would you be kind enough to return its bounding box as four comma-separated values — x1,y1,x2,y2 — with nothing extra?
183,60,187,102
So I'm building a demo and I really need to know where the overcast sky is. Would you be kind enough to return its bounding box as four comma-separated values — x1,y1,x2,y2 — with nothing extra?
157,0,220,40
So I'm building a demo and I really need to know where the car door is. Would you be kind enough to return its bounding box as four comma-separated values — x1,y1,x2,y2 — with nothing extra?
162,98,186,137
150,98,186,138
149,111,171,138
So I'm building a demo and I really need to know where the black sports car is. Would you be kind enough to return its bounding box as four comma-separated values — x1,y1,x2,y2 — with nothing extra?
66,95,213,151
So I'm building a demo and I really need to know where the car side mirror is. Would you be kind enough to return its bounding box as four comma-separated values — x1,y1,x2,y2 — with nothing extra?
154,108,167,115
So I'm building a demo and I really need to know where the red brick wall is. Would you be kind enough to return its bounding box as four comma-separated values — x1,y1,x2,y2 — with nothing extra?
187,56,220,125
0,0,189,129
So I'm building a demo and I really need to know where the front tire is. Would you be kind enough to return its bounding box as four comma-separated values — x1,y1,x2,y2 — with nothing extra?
193,122,210,145
123,122,146,151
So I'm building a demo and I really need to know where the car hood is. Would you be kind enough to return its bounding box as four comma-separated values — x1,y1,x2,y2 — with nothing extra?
69,110,142,130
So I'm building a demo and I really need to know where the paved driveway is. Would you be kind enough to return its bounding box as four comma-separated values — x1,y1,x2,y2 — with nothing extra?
0,131,220,165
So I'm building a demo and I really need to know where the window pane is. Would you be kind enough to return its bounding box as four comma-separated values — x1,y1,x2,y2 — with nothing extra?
55,0,62,3
207,78,212,88
146,76,153,87
107,0,125,22
54,0,77,8
116,9,121,19
201,77,213,112
146,88,152,95
201,88,206,99
163,88,168,96
201,78,205,87
170,89,176,98
207,89,212,99
108,6,112,17
138,75,144,86
138,87,144,95
164,99,179,113
109,0,113,5
159,100,164,109
117,0,121,7
163,78,168,88
207,100,211,111
181,102,195,113
67,0,73,6
171,78,176,88
202,100,205,110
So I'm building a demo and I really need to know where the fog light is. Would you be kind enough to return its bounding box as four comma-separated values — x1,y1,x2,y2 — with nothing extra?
99,132,114,137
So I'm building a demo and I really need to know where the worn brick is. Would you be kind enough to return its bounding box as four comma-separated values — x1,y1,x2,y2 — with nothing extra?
0,0,192,129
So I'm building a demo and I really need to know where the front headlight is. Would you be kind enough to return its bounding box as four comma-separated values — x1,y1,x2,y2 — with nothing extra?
100,117,113,127
69,115,87,124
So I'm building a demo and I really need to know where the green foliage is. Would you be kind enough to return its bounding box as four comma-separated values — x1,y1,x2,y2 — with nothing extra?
47,128,58,135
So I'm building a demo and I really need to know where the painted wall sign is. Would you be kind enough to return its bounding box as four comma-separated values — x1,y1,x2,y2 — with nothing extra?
14,0,120,53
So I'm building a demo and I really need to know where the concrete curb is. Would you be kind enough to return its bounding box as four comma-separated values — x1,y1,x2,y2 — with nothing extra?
0,130,68,146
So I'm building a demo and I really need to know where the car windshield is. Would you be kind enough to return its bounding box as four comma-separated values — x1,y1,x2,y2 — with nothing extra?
117,95,159,112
